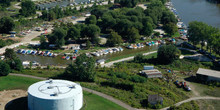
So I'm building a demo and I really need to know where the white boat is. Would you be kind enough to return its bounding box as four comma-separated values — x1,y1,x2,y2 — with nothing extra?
108,49,113,53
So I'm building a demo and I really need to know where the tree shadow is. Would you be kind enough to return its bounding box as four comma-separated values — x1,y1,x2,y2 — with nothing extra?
5,97,28,110
184,76,198,83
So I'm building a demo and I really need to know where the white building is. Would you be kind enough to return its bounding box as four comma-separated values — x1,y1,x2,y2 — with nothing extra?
196,68,220,82
28,79,83,110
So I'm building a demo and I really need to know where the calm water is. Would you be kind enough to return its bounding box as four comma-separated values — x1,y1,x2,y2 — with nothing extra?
171,0,220,28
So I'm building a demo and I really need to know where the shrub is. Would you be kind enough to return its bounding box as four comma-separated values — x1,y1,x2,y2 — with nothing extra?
157,45,181,64
0,61,11,76
129,75,146,83
134,54,145,63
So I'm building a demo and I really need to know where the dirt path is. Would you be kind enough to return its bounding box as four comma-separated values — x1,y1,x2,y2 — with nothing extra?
0,90,27,110
101,51,157,67
9,73,136,110
160,97,220,110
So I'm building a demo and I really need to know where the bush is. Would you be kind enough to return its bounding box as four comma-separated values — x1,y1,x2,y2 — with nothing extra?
134,54,145,63
157,45,181,64
0,61,11,76
129,75,146,83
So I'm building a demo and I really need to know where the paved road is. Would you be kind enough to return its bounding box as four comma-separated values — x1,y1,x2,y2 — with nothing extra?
0,28,52,55
160,96,220,110
101,51,157,67
9,73,136,110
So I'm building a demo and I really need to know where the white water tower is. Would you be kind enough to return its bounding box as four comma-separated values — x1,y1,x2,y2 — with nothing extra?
28,79,83,110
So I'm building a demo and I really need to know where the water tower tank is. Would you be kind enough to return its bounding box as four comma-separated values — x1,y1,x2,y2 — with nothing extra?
28,79,83,110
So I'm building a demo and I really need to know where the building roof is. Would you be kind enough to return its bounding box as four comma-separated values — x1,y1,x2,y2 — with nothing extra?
148,94,163,102
197,68,220,78
142,69,161,74
97,59,105,63
28,79,82,100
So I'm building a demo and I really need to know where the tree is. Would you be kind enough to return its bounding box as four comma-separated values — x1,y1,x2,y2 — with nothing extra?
4,48,23,71
85,15,97,25
142,22,153,37
4,48,17,60
13,58,23,71
40,36,47,49
108,0,112,4
0,0,11,7
134,54,145,63
163,23,178,36
0,16,15,33
67,27,80,42
157,45,181,64
120,0,138,8
188,21,219,49
48,28,67,48
114,0,120,3
161,10,177,25
0,61,11,76
81,24,101,44
126,27,140,43
63,54,96,82
107,31,123,47
86,40,91,49
19,0,36,17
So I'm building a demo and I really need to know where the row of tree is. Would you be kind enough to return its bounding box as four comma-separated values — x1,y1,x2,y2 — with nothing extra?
0,0,19,8
41,6,79,21
88,0,176,45
188,21,220,54
134,45,181,64
41,22,101,48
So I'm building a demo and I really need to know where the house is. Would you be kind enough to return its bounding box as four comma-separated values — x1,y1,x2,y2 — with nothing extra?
96,59,105,65
196,68,220,82
148,94,163,105
141,69,162,78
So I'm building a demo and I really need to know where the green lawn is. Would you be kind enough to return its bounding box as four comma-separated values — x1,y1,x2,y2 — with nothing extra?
13,69,64,78
82,92,126,110
0,75,40,91
180,49,196,55
196,100,220,110
31,37,41,41
106,50,157,63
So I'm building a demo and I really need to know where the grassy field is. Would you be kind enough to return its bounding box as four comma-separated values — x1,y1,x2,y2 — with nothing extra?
13,68,64,78
0,75,40,91
82,91,126,110
31,37,41,41
0,75,126,110
170,100,199,110
180,49,196,55
196,100,220,110
106,50,157,63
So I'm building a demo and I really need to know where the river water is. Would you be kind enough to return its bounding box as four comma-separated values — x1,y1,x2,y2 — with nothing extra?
171,0,220,28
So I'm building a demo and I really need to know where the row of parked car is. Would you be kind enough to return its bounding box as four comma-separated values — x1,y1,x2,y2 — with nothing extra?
17,49,58,57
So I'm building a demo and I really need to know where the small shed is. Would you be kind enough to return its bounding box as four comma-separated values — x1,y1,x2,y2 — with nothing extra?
22,61,30,66
141,69,162,78
148,94,163,105
144,66,154,70
96,59,105,65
